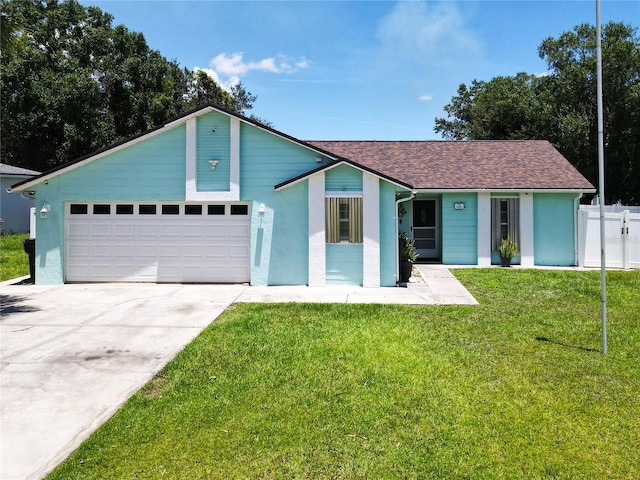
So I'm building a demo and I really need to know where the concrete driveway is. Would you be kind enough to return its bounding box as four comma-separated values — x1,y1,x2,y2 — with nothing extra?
1,282,245,480
1,271,476,479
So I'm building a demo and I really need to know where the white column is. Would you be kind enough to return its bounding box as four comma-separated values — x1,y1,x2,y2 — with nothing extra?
477,192,491,266
229,117,240,200
519,192,534,267
308,173,326,286
363,173,380,287
185,118,197,199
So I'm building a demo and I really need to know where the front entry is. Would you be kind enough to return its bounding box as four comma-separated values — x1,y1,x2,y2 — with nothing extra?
413,199,440,260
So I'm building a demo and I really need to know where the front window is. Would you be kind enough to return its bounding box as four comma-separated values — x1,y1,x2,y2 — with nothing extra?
491,198,520,251
326,197,362,244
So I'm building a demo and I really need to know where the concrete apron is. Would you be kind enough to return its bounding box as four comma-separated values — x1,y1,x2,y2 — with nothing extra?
0,272,476,480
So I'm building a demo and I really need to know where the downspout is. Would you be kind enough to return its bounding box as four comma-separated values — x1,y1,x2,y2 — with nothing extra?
395,192,416,283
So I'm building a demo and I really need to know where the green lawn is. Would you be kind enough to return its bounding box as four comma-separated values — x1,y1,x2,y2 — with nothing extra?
0,233,30,281
49,269,639,479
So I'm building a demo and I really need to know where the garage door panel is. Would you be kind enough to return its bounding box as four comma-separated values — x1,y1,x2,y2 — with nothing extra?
160,224,182,236
66,203,250,283
138,224,158,236
90,244,112,257
91,224,112,236
114,224,135,236
114,245,136,257
68,224,89,236
182,224,205,236
137,244,159,257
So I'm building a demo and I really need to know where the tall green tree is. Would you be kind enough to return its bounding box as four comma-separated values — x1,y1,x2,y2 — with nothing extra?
435,22,640,204
1,0,260,172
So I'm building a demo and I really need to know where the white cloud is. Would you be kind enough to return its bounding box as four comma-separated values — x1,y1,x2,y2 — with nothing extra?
419,94,433,101
377,1,482,67
206,52,310,83
193,66,240,92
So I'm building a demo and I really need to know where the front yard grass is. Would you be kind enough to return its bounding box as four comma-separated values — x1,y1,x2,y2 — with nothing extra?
0,233,29,281
49,269,639,479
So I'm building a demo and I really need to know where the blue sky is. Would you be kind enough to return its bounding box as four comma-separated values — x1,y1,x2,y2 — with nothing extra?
80,0,639,140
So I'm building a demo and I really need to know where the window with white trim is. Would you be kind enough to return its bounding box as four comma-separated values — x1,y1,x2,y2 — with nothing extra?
326,197,362,244
491,198,520,251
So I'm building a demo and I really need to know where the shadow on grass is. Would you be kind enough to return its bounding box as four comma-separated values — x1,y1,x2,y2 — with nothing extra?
535,336,602,353
0,294,40,317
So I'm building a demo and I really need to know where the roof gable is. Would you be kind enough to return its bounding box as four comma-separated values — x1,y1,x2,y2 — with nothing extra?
10,104,338,192
274,158,414,191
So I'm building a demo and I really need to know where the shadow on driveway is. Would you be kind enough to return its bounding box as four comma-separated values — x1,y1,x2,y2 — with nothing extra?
0,294,40,317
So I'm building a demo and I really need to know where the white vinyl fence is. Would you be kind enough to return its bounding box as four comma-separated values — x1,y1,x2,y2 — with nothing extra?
577,206,640,269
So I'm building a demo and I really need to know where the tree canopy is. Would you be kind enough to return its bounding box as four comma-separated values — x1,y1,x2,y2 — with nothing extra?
1,0,262,172
435,22,640,204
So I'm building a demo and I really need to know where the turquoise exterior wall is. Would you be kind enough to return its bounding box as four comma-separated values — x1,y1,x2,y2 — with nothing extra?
59,126,187,201
533,193,577,266
325,164,363,191
196,111,230,191
379,182,397,286
326,244,363,285
241,123,319,285
33,125,187,284
441,193,478,264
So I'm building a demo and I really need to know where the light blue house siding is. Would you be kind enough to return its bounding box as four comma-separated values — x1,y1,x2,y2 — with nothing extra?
196,112,230,191
441,192,478,264
326,244,363,285
325,164,363,191
33,125,187,284
240,123,319,285
533,193,577,266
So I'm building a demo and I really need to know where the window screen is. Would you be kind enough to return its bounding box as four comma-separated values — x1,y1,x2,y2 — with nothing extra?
325,197,363,244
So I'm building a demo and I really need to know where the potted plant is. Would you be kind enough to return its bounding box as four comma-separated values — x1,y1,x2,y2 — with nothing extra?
497,235,519,267
399,232,419,282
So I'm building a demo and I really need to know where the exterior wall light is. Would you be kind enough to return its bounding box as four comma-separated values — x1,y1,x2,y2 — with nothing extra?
454,202,465,210
40,203,51,219
258,203,266,215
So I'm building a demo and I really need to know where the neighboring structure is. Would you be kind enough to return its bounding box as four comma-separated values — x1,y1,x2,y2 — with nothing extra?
1,163,40,233
10,104,595,286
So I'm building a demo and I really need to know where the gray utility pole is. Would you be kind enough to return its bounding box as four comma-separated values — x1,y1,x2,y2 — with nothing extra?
596,0,607,355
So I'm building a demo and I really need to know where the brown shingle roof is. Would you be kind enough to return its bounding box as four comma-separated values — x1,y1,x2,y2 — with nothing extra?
306,140,594,190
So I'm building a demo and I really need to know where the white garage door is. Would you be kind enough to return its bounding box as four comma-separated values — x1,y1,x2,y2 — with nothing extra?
65,202,250,283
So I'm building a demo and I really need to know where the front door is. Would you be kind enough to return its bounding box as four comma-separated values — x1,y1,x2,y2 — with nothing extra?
412,199,440,260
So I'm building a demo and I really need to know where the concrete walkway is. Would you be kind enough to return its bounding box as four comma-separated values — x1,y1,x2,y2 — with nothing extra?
411,264,479,305
0,270,476,479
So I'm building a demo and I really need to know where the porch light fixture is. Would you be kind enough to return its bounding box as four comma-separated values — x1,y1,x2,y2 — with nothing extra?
258,203,266,215
40,203,51,219
454,202,465,210
209,160,220,170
